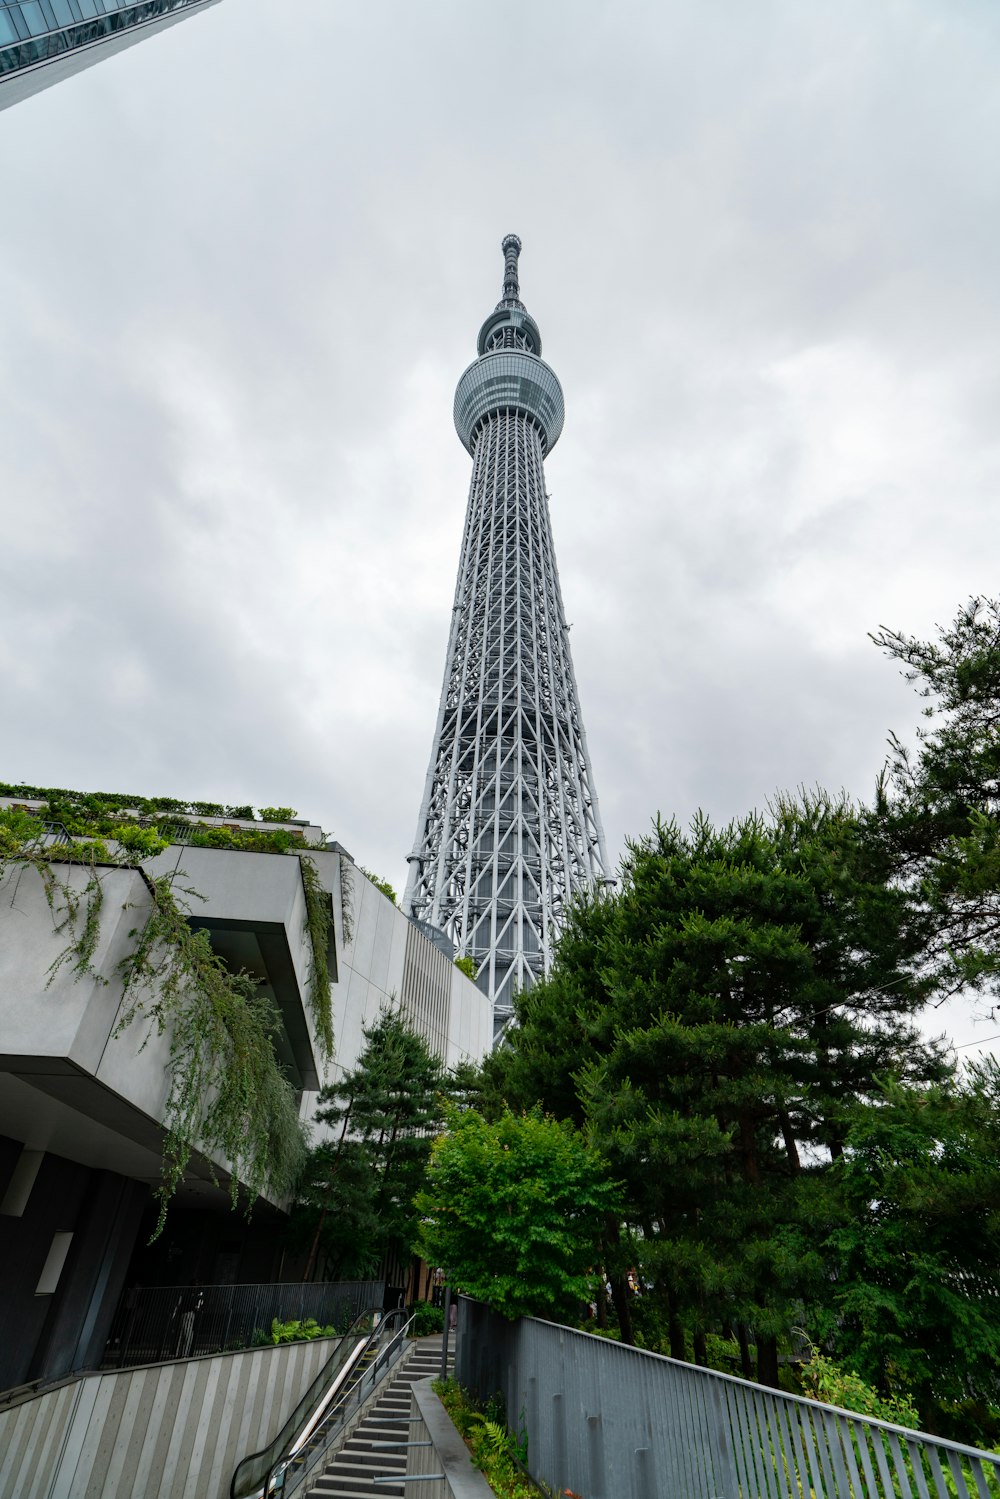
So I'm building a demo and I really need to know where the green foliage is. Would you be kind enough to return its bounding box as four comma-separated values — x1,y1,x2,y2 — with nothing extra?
433,1381,543,1499
454,955,477,980
298,856,334,1059
339,857,355,945
825,1066,1000,1425
408,1301,445,1336
0,809,137,983
115,825,171,859
260,1317,338,1345
289,1138,383,1279
0,782,324,854
115,872,307,1236
418,1106,621,1322
871,597,1000,1003
485,796,946,1366
0,806,45,855
360,867,397,904
259,806,298,822
294,1009,445,1279
173,823,306,854
798,1341,920,1426
455,604,1000,1438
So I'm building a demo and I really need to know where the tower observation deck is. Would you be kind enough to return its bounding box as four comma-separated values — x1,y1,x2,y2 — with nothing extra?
403,235,610,1036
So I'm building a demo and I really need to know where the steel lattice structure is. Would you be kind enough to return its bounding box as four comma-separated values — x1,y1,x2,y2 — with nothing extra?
403,235,610,1034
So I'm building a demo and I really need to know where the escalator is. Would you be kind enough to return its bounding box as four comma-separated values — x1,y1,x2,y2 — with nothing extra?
230,1307,414,1498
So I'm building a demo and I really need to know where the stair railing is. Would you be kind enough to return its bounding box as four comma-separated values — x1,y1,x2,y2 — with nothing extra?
230,1307,415,1499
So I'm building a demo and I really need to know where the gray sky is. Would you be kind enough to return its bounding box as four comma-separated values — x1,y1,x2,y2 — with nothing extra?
2,1,999,1051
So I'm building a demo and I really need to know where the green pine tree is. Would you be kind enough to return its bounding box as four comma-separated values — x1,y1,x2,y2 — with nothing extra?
294,1008,445,1282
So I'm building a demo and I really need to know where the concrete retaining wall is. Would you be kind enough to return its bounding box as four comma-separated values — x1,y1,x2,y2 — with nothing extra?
0,1334,340,1499
405,1379,493,1499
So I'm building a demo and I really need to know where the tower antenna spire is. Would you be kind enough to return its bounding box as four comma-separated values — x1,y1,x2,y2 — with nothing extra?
500,233,523,308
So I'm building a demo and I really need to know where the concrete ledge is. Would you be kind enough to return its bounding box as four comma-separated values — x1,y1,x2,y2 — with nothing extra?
406,1378,494,1498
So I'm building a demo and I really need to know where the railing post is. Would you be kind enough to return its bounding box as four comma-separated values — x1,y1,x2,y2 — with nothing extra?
552,1392,566,1485
440,1286,451,1384
633,1446,657,1499
222,1286,234,1354
587,1413,605,1499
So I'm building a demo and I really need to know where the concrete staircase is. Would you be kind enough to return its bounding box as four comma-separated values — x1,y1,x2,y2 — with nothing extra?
304,1334,453,1498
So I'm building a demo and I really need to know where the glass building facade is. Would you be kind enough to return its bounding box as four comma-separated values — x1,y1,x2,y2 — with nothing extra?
0,0,219,109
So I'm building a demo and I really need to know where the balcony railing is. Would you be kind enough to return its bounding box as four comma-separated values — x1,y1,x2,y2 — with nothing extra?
102,1279,386,1369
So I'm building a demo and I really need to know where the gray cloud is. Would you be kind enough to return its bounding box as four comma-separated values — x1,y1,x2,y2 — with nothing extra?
2,0,999,1052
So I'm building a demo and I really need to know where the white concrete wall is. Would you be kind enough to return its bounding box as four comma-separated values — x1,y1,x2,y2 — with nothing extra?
0,863,179,1178
321,859,492,1099
0,847,491,1193
0,1334,338,1499
0,855,311,1198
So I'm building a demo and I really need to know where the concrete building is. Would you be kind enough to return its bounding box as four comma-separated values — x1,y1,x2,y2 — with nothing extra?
0,798,492,1391
0,0,220,111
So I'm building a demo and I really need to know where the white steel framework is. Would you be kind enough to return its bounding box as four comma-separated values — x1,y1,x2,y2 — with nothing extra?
403,235,610,1033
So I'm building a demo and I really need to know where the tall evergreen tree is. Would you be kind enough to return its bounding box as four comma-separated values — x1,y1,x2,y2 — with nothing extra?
828,1061,1000,1435
487,798,947,1380
293,1008,445,1282
871,595,1000,1006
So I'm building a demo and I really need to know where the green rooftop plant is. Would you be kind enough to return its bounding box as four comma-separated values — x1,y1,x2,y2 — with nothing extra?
361,867,397,904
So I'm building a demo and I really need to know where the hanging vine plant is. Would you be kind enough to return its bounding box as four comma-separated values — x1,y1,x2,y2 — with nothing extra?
0,809,308,1237
116,871,307,1238
298,854,334,1060
338,854,355,946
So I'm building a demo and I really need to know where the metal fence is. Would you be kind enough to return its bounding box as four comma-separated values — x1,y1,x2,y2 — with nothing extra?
103,1279,385,1369
456,1299,1000,1499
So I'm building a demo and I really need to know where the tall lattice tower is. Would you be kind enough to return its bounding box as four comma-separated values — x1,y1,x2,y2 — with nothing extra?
403,234,610,1034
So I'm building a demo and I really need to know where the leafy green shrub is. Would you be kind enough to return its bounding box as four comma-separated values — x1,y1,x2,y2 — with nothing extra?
360,868,397,904
263,1317,338,1345
0,807,45,854
259,807,298,822
433,1380,542,1498
454,955,477,979
799,1343,919,1426
418,1106,621,1322
408,1301,445,1336
703,1333,745,1377
114,824,169,859
925,1397,1000,1449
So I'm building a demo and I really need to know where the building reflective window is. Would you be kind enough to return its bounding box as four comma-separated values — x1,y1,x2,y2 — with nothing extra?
18,4,48,35
5,8,29,40
1,0,218,108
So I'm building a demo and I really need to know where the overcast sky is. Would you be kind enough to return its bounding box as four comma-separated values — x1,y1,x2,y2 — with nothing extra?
2,1,999,1051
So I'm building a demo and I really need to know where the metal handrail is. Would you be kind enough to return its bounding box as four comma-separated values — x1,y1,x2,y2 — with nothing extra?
459,1300,1000,1499
230,1308,414,1499
281,1312,416,1499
